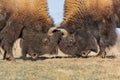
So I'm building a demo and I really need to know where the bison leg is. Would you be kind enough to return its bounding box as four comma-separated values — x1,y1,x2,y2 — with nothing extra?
3,51,6,60
21,53,27,60
3,48,15,61
96,45,106,58
20,39,28,60
0,41,15,61
3,51,14,61
5,53,14,61
21,46,27,60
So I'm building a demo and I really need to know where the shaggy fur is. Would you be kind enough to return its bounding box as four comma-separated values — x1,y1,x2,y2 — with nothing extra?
0,0,57,60
0,6,10,32
113,0,120,27
58,0,117,58
58,29,98,56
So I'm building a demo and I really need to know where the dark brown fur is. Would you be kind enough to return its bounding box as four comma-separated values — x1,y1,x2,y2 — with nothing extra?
57,0,117,58
58,29,98,57
0,0,57,60
113,0,120,27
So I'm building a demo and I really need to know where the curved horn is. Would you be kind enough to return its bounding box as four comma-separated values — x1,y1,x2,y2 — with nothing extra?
47,27,57,36
58,28,68,38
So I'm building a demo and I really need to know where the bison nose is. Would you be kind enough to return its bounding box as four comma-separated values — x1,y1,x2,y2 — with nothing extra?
31,53,38,60
81,50,91,58
33,53,37,57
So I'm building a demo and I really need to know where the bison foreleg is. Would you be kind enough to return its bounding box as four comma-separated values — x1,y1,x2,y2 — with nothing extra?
3,51,6,60
21,53,27,60
96,45,106,58
2,44,15,61
5,53,15,61
1,39,23,61
20,41,28,60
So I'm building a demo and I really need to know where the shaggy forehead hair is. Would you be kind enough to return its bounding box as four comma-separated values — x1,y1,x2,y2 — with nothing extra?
0,0,53,24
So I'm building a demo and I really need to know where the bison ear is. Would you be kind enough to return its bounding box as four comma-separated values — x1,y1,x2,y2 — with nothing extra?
47,27,57,36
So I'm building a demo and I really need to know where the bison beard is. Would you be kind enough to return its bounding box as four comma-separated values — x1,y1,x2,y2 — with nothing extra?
0,0,58,61
57,0,117,58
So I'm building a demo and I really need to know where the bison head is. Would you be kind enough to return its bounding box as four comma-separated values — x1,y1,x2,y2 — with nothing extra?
57,27,98,57
21,26,58,60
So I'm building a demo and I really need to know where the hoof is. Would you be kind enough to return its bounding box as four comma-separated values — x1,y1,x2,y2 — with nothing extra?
96,52,106,58
20,56,27,61
4,53,15,61
6,57,15,61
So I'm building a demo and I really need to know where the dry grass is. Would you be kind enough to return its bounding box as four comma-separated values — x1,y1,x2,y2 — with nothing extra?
0,56,120,80
0,35,120,80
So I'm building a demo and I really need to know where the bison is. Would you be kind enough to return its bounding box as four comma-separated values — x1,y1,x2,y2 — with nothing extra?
57,0,117,58
57,28,98,57
0,0,58,61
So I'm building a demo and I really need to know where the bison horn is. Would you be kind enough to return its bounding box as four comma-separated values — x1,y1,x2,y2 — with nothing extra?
47,27,57,36
58,28,68,38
